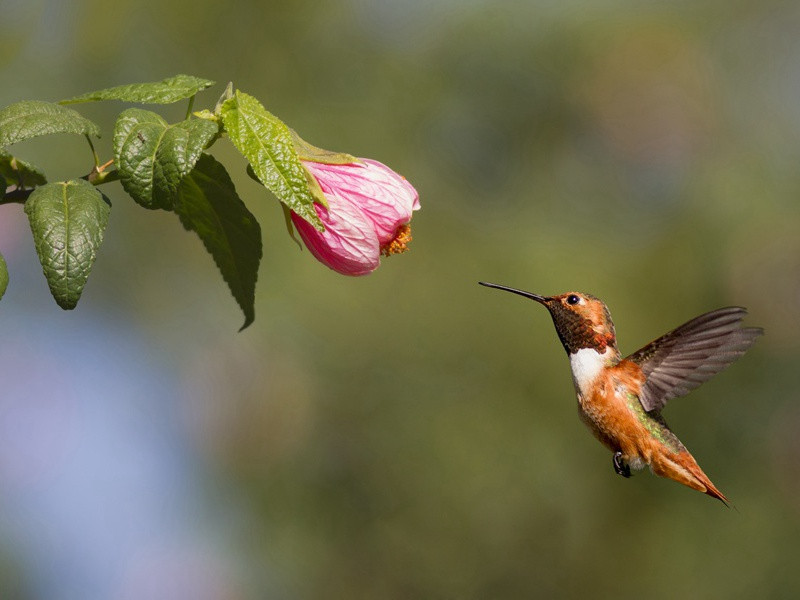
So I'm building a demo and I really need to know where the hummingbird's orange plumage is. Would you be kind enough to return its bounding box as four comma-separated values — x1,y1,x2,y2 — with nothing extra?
585,358,728,503
479,282,763,505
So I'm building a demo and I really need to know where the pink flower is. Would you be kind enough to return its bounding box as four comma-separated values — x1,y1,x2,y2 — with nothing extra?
291,158,420,276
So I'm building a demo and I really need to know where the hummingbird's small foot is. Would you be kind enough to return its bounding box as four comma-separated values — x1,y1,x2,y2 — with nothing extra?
613,451,631,478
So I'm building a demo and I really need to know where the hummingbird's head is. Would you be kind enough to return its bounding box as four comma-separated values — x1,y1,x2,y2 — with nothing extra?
479,282,617,355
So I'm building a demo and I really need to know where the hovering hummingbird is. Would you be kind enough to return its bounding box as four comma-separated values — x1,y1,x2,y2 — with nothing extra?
479,282,763,505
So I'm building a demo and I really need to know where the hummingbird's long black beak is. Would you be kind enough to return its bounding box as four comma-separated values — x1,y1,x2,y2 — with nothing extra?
478,281,549,304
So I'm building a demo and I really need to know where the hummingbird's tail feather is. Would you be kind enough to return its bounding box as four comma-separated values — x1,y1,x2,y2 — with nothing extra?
650,451,730,507
698,474,730,507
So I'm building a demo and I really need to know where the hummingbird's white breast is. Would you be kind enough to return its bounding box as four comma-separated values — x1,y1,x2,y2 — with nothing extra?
569,347,610,396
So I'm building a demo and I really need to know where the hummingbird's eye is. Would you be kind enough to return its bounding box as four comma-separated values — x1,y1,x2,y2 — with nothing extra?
566,294,580,305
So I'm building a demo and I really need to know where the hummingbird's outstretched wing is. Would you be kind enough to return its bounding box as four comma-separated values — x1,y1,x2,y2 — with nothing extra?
626,307,763,412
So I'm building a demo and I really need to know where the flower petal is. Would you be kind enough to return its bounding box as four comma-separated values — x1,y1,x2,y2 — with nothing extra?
291,195,380,276
302,159,420,245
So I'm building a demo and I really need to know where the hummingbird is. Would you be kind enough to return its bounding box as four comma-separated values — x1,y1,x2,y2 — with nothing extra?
479,282,763,505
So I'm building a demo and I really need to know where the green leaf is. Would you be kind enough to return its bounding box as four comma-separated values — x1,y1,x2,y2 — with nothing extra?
113,108,219,210
24,179,110,310
290,130,357,165
175,153,262,330
0,149,47,187
220,90,323,230
60,74,215,105
0,251,7,301
0,100,100,147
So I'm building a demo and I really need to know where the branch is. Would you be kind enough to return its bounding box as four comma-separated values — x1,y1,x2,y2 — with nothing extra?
2,160,119,205
0,186,32,204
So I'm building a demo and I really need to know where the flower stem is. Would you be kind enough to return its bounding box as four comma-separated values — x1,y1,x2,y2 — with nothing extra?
85,134,101,169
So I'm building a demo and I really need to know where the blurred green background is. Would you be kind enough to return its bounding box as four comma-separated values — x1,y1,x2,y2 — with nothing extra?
1,0,799,598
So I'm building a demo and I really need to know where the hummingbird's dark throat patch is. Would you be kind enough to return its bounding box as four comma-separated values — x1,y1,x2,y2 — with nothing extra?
548,302,617,355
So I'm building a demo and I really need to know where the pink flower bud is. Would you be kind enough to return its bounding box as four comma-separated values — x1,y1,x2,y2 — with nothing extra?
291,159,420,276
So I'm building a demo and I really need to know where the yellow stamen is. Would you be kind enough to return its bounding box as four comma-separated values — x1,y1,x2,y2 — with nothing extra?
381,224,412,256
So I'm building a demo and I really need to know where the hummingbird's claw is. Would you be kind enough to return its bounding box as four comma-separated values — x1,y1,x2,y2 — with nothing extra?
613,451,631,478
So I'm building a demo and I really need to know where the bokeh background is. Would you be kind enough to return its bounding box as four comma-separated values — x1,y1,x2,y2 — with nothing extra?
2,0,799,598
